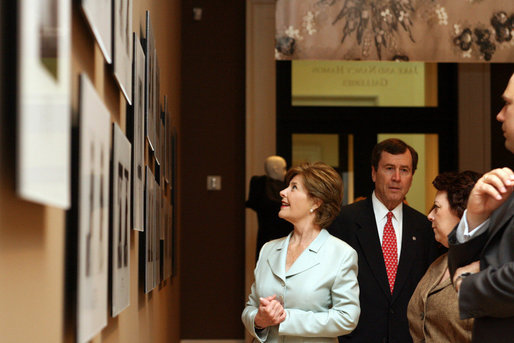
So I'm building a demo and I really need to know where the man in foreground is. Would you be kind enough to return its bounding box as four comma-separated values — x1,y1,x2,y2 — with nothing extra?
449,73,514,342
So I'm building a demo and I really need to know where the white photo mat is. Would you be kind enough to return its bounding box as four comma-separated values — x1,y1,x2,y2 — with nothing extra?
17,0,71,208
111,123,131,317
81,0,112,63
77,74,111,343
113,0,133,104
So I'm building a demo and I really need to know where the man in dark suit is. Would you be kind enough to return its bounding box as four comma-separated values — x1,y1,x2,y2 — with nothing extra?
329,138,441,343
448,73,514,342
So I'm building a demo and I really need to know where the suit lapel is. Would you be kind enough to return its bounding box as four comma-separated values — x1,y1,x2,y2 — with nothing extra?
286,229,327,277
267,235,289,284
392,209,416,302
355,199,392,299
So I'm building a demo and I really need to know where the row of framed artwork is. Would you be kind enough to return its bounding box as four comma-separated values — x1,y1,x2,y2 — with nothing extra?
75,73,176,343
17,0,170,208
15,1,176,342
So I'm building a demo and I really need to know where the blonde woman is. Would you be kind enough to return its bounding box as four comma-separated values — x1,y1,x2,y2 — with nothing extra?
242,162,360,342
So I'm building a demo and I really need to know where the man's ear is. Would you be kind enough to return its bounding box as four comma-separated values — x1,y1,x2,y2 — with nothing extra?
371,166,377,183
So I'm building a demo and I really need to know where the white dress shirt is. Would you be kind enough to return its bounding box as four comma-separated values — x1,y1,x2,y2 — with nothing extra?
455,209,490,243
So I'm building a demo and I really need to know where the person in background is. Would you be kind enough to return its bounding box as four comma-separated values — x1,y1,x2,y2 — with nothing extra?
408,170,481,342
329,138,442,343
246,155,293,260
448,72,514,342
242,162,360,342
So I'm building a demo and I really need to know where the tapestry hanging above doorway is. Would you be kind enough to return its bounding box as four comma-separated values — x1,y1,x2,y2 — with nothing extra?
275,0,514,62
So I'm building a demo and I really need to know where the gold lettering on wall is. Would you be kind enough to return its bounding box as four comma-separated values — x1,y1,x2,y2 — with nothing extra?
292,61,434,107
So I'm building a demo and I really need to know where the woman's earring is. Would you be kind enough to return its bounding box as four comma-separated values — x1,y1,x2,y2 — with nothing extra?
309,208,314,213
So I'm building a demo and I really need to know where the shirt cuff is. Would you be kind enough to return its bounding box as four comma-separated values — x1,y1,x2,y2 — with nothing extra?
456,210,490,242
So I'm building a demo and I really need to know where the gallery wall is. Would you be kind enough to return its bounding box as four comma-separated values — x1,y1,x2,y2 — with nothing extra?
0,0,181,342
179,0,246,339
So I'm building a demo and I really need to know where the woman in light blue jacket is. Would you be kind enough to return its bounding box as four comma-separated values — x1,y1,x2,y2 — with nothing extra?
242,162,360,342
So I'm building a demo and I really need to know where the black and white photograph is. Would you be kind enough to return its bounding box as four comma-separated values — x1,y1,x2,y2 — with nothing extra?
131,33,145,232
144,11,157,152
113,0,133,104
77,74,111,343
144,166,155,293
111,123,131,317
154,55,162,164
81,0,112,63
17,0,71,208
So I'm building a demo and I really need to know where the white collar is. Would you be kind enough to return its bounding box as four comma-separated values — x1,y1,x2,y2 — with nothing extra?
371,191,403,222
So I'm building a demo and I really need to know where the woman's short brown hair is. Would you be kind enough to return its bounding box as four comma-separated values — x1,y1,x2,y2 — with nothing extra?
285,162,343,228
432,170,481,218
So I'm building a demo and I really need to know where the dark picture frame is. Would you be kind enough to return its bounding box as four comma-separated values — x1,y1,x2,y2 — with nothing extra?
143,166,155,293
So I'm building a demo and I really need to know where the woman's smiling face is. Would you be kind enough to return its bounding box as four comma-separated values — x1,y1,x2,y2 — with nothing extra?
279,174,316,225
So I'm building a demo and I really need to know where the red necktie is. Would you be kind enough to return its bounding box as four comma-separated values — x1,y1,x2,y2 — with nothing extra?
382,212,398,293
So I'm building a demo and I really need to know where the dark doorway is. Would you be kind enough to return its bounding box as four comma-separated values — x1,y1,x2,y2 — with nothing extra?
276,61,458,212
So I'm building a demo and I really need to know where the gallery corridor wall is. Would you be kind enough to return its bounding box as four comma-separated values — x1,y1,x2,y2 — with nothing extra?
0,0,181,342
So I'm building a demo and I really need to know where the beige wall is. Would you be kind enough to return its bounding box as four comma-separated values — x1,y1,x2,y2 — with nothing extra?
0,1,181,342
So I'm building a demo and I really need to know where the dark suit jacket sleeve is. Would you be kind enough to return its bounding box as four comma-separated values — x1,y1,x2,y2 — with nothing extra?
458,261,514,319
447,228,488,280
448,209,514,319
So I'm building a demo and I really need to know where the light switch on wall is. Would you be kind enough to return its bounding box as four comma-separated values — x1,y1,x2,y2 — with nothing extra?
206,175,221,190
193,7,203,21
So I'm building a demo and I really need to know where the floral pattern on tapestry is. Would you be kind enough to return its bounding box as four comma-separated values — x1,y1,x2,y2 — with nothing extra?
276,0,514,62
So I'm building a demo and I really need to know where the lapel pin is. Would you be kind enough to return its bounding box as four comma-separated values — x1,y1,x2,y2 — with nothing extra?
412,236,416,240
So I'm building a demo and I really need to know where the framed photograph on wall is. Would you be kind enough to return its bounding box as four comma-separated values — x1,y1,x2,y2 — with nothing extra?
81,0,112,63
155,185,162,285
171,128,178,276
144,11,157,152
154,54,161,164
157,104,164,185
163,200,173,280
131,33,145,232
113,0,132,104
160,96,167,185
17,0,71,208
165,96,172,185
77,74,111,343
111,123,131,317
144,166,155,293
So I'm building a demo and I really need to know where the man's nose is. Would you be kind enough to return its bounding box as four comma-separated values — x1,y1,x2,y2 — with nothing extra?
392,169,400,180
497,107,505,122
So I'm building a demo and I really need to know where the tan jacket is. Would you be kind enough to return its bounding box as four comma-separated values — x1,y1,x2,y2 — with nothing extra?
407,253,473,342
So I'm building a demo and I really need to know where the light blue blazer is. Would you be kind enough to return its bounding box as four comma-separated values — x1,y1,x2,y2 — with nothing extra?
242,229,360,342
